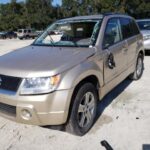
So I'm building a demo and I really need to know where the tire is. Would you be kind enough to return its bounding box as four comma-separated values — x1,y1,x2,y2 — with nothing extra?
129,53,144,80
66,83,98,136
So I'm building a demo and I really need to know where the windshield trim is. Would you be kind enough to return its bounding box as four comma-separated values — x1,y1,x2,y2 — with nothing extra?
31,43,90,48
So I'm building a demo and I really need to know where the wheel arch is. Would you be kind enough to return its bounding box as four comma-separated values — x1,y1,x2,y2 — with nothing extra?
139,50,144,59
65,74,101,124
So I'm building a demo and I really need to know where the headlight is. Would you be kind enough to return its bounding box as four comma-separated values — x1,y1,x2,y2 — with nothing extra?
143,35,150,41
20,75,60,95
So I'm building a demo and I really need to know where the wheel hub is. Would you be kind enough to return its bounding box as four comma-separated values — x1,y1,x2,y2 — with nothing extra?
78,92,95,128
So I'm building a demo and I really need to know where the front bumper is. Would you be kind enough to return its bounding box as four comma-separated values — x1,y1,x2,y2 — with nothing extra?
0,89,73,125
144,39,150,50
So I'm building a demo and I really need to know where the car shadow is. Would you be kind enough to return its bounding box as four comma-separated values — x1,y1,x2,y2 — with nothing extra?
143,144,150,150
95,78,132,123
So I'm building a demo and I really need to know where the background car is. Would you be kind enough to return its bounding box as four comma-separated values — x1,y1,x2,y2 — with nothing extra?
0,31,7,39
137,19,150,50
17,29,39,40
0,31,17,39
5,31,17,39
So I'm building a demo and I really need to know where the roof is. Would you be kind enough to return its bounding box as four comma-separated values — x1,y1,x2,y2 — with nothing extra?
136,19,150,22
58,13,131,22
58,15,104,22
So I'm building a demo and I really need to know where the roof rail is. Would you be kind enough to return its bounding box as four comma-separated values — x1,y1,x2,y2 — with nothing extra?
103,12,128,16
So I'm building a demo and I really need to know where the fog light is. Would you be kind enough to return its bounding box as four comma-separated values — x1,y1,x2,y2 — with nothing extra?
21,109,32,120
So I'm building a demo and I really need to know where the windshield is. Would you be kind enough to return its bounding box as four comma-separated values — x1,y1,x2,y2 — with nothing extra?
33,19,102,47
137,21,150,30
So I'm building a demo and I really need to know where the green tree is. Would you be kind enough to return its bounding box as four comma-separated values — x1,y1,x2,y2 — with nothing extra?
0,0,150,31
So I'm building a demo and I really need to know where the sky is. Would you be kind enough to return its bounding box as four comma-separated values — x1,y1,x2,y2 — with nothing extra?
0,0,62,6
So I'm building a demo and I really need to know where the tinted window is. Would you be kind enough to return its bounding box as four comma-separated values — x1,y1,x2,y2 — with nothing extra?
130,20,140,35
103,18,122,48
120,18,132,39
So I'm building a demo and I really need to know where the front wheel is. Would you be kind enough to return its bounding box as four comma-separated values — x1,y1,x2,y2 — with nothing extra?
129,53,144,80
66,83,98,136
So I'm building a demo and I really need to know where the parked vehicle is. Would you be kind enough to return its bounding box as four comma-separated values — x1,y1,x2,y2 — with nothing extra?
0,31,7,39
0,13,144,136
0,31,17,39
6,31,17,39
17,29,38,40
137,19,150,50
36,30,43,36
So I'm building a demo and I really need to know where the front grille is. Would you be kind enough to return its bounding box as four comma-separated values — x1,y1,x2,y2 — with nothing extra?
0,75,22,92
0,102,16,116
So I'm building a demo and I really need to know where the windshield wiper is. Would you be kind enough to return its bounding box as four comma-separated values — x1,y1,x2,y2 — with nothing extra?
46,30,55,46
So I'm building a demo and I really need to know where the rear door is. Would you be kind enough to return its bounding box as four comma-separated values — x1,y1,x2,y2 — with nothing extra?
103,18,128,84
120,18,140,67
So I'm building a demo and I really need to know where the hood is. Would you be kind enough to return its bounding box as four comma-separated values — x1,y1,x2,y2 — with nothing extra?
0,45,95,78
141,30,150,36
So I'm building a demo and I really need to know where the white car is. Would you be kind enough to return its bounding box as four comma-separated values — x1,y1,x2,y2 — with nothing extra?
137,19,150,50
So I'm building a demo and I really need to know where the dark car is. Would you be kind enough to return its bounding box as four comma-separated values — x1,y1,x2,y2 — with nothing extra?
6,31,17,39
0,32,7,39
0,31,17,39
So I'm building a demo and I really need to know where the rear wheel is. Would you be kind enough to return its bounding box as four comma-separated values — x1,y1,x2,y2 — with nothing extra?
129,53,144,80
66,83,98,136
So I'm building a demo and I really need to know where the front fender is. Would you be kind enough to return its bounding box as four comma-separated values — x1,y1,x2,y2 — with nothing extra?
57,60,103,90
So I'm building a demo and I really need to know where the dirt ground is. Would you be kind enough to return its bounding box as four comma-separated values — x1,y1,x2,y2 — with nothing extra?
0,39,150,150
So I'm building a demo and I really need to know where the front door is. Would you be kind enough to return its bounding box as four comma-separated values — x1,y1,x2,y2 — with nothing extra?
102,18,128,84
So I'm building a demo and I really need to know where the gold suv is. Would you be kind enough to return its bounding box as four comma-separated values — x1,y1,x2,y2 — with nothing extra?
0,13,144,136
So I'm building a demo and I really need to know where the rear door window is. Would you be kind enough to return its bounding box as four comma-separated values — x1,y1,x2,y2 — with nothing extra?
120,18,132,39
130,20,140,35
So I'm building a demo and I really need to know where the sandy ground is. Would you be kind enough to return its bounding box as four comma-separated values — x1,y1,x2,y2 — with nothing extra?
0,39,150,150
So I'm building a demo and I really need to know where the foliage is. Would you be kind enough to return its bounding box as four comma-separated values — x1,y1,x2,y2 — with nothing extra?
0,0,150,31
